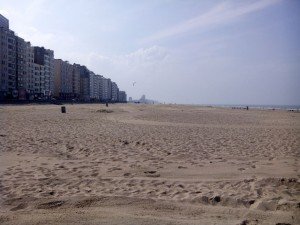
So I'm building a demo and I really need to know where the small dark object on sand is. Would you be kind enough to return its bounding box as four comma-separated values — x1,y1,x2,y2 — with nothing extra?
61,106,66,113
248,200,255,205
240,220,249,225
213,196,221,202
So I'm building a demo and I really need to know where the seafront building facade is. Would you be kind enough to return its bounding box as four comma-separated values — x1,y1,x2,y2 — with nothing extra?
15,37,36,99
33,63,45,97
72,64,80,99
118,91,127,103
25,44,35,97
0,14,127,102
0,14,56,100
54,59,72,99
0,14,9,29
111,82,119,102
15,36,27,99
34,47,55,98
90,73,102,100
77,65,90,102
0,25,17,99
100,77,112,102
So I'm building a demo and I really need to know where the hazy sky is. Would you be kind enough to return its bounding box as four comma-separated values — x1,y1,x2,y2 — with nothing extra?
1,0,299,105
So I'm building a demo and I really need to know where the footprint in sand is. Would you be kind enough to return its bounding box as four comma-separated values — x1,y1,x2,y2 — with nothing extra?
37,200,65,209
123,172,134,178
10,203,28,211
178,165,187,169
144,170,160,177
107,167,122,172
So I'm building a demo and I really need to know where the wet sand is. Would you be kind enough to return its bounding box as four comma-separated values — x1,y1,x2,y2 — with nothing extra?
0,104,299,225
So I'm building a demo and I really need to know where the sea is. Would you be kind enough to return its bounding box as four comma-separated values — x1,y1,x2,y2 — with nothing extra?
201,104,300,111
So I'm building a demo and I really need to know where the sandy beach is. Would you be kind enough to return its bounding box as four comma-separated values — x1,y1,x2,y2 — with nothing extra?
0,104,299,225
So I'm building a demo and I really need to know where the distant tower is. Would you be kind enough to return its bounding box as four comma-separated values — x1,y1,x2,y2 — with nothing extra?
140,95,146,102
129,97,132,102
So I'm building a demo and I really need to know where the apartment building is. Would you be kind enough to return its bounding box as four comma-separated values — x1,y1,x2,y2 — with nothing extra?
72,64,80,99
16,37,33,99
26,45,35,98
78,65,90,101
34,46,54,98
0,26,17,99
90,74,102,100
118,91,127,103
99,76,104,100
16,41,35,100
100,77,112,102
32,63,45,96
0,14,9,29
0,14,127,102
111,82,119,102
89,71,95,99
54,59,75,99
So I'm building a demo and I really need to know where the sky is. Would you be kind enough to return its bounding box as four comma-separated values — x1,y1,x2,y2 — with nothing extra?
0,0,299,105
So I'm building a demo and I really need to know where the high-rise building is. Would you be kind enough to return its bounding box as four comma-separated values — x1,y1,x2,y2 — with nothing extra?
78,65,90,101
26,45,35,98
107,78,112,101
54,59,74,99
72,64,80,99
34,46,54,98
111,82,119,102
0,26,17,99
15,37,32,99
0,14,51,100
100,77,112,102
118,91,127,103
0,14,9,29
89,71,95,100
99,76,104,100
0,13,127,102
32,63,45,97
91,74,101,100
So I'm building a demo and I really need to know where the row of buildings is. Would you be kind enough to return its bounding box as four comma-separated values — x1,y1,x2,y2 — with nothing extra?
0,14,127,102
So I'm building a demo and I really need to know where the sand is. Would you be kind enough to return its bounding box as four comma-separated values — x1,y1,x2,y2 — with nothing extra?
0,104,299,225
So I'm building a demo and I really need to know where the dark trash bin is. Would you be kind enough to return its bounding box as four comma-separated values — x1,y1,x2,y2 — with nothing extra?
61,106,66,113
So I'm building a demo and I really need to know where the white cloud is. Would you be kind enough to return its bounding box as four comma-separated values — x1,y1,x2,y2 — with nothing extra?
141,0,281,43
83,45,170,75
61,46,171,96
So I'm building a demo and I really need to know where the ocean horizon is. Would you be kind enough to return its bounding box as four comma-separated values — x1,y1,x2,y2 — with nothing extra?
186,103,300,110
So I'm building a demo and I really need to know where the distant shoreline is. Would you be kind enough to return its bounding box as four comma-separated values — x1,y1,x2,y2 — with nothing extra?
0,100,300,111
164,103,300,111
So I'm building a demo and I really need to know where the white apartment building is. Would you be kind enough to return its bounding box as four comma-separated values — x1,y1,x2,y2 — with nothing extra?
100,77,112,102
111,82,119,102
